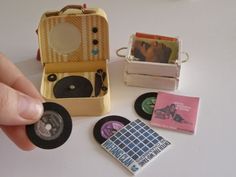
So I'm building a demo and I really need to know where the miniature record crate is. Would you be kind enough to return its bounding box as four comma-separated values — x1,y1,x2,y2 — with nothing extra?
38,5,110,116
120,33,187,90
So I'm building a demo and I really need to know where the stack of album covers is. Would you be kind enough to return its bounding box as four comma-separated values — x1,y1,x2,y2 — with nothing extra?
129,32,179,64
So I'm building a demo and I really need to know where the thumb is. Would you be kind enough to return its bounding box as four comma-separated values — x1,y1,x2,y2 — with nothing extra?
0,83,43,125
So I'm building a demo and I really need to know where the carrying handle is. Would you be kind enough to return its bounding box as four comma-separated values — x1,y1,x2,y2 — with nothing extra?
45,4,95,17
180,52,189,63
116,47,128,57
60,5,84,14
116,47,190,64
60,5,96,15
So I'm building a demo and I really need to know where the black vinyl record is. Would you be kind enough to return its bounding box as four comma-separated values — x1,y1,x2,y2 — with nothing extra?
26,102,72,149
134,92,158,121
53,76,93,98
93,115,130,144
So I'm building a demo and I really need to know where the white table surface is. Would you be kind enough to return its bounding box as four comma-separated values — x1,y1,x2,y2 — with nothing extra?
1,0,236,177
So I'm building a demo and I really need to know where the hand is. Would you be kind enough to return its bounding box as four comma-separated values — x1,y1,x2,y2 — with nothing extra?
0,53,44,151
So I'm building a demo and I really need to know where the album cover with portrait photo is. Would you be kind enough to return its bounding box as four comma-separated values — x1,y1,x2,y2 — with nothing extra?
130,33,179,64
150,92,200,134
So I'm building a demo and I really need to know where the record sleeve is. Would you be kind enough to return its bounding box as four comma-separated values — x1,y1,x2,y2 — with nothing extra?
100,119,171,175
151,92,200,133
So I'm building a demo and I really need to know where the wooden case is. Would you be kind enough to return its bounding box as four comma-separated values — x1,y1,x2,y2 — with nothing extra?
122,34,186,90
38,5,110,116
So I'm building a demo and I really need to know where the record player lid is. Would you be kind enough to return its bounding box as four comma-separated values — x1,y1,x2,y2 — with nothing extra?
38,6,109,64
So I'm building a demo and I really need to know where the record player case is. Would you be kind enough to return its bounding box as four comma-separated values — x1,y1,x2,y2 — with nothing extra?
38,5,110,116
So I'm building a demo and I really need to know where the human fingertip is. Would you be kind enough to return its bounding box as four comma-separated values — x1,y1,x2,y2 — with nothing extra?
13,140,36,151
1,125,37,151
18,94,44,122
19,143,36,151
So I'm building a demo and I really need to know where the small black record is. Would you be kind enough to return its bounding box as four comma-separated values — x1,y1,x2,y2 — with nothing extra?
26,102,72,149
93,115,130,144
47,73,57,82
53,76,93,98
134,92,158,121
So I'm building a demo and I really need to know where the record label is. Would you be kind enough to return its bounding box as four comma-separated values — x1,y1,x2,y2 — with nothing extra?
93,115,130,144
134,92,158,121
141,97,156,115
26,102,72,149
34,110,64,141
101,121,124,139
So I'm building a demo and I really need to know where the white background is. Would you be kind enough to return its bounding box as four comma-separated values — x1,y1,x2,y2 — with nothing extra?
0,0,236,177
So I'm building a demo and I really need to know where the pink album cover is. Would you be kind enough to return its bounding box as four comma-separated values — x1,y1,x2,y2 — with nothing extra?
151,92,200,134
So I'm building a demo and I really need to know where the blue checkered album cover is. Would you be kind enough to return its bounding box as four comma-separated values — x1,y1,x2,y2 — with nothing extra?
101,119,171,174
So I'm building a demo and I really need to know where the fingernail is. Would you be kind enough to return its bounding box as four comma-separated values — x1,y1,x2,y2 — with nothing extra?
18,94,44,121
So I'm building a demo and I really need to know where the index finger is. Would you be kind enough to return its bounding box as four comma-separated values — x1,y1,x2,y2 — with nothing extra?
0,53,43,100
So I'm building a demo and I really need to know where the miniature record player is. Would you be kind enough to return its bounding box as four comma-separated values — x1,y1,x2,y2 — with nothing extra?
37,5,110,116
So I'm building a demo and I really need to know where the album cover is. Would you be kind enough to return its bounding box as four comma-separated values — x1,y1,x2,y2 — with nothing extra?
135,32,177,42
150,92,200,133
130,34,179,64
101,119,171,175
